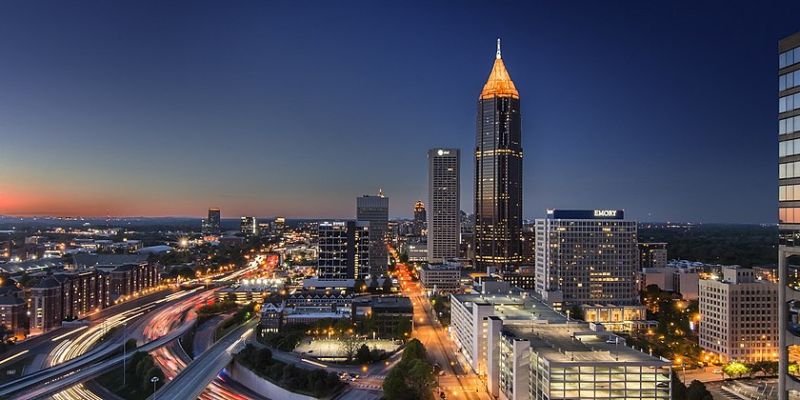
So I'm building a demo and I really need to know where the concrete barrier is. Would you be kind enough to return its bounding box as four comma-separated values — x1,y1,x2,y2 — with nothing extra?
228,360,319,400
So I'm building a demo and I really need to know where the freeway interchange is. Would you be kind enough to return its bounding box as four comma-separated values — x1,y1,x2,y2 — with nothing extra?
0,257,264,400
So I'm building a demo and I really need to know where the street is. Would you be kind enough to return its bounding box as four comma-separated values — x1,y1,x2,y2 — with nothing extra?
394,260,490,400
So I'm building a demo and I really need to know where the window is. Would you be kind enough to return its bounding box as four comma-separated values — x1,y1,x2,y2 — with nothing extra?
780,115,800,135
781,70,800,91
780,93,800,113
780,47,800,69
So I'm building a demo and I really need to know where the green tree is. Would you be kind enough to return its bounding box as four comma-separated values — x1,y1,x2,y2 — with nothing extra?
383,366,414,400
686,380,713,400
406,358,435,399
671,373,687,400
722,361,750,378
402,339,427,362
382,277,393,292
369,277,380,292
394,318,413,340
566,304,584,321
356,344,371,363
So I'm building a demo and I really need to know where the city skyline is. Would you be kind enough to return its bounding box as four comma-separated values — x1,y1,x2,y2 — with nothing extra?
3,2,800,223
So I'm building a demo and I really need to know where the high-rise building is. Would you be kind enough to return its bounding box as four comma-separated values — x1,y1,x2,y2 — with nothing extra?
474,39,523,271
356,191,389,275
535,210,640,308
639,242,668,269
700,267,778,364
317,221,370,280
413,200,426,237
202,207,221,235
273,217,286,235
240,216,258,237
779,31,800,400
427,148,460,263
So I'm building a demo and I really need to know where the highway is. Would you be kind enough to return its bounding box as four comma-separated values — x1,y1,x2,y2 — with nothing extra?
151,320,257,400
0,288,205,399
393,257,490,400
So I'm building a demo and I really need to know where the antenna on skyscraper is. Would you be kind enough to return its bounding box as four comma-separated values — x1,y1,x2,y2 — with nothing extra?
496,38,502,59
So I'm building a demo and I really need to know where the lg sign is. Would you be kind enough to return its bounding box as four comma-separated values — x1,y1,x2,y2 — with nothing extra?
593,210,618,217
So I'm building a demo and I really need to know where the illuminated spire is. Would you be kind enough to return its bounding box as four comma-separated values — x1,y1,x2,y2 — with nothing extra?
480,38,519,100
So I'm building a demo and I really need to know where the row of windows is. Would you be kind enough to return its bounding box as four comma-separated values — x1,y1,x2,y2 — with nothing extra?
780,207,800,224
781,46,800,69
780,92,800,113
780,138,800,157
780,115,800,135
779,161,800,179
781,69,800,91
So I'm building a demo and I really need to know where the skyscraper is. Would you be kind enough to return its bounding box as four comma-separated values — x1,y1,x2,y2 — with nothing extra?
240,216,258,237
778,31,800,400
317,221,370,280
202,207,221,235
474,39,523,271
535,210,640,308
357,191,389,276
413,200,426,237
428,148,460,263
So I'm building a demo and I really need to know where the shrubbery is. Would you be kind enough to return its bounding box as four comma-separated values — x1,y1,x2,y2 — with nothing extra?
237,343,343,398
383,339,435,400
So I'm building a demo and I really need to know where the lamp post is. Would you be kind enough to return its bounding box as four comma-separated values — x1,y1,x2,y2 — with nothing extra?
151,376,160,398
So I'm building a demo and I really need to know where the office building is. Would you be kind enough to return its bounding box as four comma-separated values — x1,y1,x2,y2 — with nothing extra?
202,207,221,235
639,242,668,269
449,291,671,400
474,40,523,271
427,148,461,263
357,192,389,275
273,217,286,235
535,210,640,308
317,221,370,280
498,265,536,290
240,216,258,236
420,263,461,294
413,200,426,236
700,267,778,364
30,276,63,335
778,31,800,400
642,262,700,300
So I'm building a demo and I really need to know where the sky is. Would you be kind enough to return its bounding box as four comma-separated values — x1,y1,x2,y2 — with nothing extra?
0,1,798,223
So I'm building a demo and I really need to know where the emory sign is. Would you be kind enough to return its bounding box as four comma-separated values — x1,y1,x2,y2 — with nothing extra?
593,210,618,218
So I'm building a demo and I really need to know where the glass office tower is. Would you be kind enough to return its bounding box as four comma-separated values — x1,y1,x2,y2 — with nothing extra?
779,31,800,400
474,39,523,270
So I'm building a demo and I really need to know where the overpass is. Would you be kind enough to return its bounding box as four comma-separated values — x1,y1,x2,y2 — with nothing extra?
149,320,256,400
0,319,195,400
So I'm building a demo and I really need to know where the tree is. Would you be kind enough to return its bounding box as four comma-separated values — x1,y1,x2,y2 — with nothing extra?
383,366,414,400
402,339,427,362
369,277,380,292
356,344,371,363
255,347,272,369
394,318,413,340
341,335,364,362
406,358,435,399
566,304,584,321
671,373,687,400
686,380,713,400
354,279,367,293
382,277,393,292
722,361,750,378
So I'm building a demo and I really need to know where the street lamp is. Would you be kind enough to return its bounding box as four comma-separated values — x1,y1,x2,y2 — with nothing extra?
151,376,160,398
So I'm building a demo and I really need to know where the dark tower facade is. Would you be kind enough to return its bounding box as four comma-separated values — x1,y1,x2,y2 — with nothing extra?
474,39,523,270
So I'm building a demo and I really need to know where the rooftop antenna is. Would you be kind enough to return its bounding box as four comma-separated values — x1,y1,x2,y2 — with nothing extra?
496,38,502,59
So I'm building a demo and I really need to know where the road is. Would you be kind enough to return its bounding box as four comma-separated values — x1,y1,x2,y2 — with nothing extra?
393,260,490,400
151,320,257,400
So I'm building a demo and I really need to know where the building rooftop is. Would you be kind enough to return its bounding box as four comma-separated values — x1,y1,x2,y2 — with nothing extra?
73,253,148,268
480,39,519,100
503,323,666,365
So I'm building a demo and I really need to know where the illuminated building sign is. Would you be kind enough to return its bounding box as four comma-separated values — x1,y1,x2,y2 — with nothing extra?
546,209,625,220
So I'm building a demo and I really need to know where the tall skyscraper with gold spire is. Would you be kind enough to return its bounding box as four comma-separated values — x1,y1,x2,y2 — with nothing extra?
474,39,523,271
